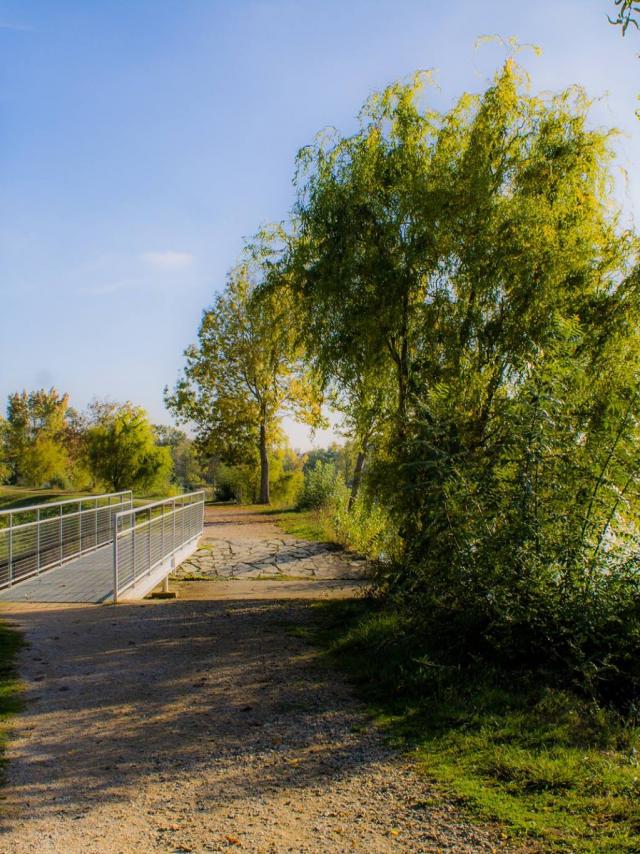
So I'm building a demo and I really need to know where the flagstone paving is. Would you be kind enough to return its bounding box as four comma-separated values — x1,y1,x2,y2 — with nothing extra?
173,506,369,581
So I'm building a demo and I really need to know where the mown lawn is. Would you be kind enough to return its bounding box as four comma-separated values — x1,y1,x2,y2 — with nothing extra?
0,486,173,512
293,599,640,853
0,486,93,512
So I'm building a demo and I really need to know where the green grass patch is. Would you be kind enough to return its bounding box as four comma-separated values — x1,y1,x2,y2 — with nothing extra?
0,622,23,778
0,486,94,511
0,486,178,512
297,599,640,852
265,508,329,543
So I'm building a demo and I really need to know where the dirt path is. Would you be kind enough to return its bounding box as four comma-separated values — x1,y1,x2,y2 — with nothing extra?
0,506,505,853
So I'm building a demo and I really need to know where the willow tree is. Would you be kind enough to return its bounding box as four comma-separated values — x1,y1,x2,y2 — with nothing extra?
290,59,640,694
291,74,441,431
609,0,640,33
166,234,323,504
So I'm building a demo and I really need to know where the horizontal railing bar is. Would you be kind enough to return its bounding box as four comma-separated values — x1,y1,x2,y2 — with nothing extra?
115,491,204,521
0,490,132,521
4,501,130,533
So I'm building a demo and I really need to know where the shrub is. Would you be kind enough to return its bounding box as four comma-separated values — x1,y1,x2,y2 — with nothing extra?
296,461,341,510
215,463,256,503
329,494,398,562
270,469,304,507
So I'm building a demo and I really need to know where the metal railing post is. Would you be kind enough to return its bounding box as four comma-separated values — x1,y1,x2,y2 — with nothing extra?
148,508,152,573
36,508,40,575
161,506,165,556
59,506,63,564
113,517,119,604
8,514,13,588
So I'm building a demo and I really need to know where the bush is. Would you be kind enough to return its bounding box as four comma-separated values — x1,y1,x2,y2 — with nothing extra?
270,469,304,507
329,494,398,562
296,461,341,510
214,463,256,503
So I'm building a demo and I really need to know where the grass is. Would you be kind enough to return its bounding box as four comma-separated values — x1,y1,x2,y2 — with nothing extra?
0,622,23,778
293,598,640,853
219,503,331,544
0,485,178,512
259,507,329,542
0,486,93,511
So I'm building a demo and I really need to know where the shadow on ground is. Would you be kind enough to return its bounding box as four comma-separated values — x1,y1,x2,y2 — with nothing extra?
0,597,382,832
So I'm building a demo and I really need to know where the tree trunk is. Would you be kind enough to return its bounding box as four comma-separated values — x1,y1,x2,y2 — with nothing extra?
258,420,270,504
348,448,367,511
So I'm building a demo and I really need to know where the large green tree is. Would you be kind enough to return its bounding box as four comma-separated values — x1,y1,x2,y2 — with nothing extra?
85,402,172,493
2,389,72,487
166,234,323,504
290,60,640,695
0,417,11,484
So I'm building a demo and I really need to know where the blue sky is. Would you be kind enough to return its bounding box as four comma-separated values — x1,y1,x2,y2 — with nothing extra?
1,0,639,449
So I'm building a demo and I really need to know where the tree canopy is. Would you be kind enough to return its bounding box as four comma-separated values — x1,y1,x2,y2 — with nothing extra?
2,389,73,487
85,402,172,493
166,233,324,503
281,59,640,699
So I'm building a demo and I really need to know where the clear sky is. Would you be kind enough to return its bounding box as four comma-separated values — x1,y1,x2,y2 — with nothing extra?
1,0,638,449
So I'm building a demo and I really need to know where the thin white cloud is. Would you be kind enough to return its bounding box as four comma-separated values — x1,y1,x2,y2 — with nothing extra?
0,21,31,31
141,251,194,270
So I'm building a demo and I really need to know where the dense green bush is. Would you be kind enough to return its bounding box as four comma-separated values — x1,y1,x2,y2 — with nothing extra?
296,461,341,510
214,462,256,503
270,469,304,507
329,494,398,562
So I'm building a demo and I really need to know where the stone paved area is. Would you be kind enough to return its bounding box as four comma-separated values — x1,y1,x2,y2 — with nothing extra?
173,506,369,582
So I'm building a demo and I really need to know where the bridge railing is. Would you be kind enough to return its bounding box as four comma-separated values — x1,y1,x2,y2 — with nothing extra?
0,491,133,589
113,491,205,602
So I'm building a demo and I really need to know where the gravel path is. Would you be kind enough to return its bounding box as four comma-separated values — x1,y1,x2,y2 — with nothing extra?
0,506,509,853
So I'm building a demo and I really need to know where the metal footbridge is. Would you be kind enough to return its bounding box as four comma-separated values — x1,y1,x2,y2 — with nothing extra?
0,491,204,604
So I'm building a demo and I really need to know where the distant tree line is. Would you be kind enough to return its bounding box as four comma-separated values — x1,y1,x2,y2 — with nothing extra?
0,387,349,505
0,389,206,495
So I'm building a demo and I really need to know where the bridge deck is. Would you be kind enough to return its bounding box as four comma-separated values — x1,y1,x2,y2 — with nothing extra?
0,547,114,604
